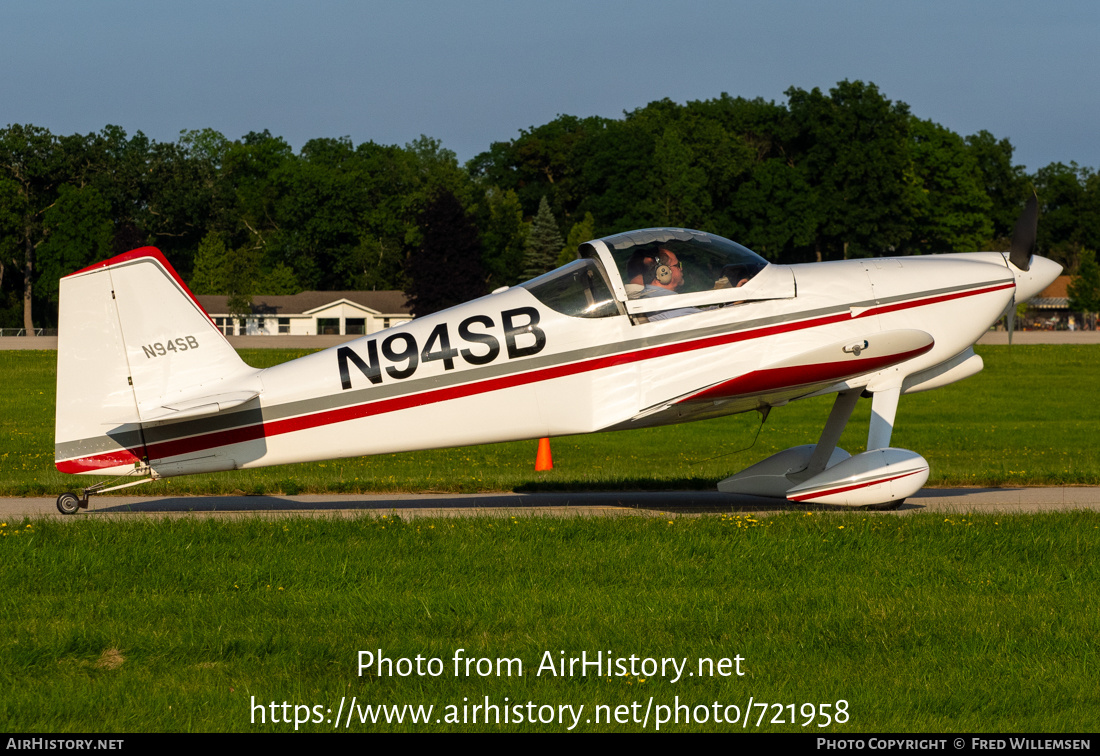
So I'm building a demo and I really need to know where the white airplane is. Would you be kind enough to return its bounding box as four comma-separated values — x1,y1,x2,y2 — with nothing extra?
53,201,1060,514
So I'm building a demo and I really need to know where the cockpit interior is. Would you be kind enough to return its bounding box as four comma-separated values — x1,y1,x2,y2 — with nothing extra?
521,228,783,321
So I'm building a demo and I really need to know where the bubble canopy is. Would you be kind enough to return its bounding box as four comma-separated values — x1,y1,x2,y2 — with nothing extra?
590,228,769,295
521,228,790,320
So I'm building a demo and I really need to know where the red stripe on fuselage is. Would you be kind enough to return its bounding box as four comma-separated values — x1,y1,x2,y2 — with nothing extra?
57,282,1013,472
861,283,1014,317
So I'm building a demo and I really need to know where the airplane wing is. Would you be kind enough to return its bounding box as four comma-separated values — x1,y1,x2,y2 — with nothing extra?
622,329,934,427
678,329,934,403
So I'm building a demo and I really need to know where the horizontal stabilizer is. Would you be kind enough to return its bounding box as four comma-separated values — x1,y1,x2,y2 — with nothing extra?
141,385,263,423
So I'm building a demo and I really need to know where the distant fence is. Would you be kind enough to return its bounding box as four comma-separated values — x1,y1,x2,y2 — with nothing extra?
0,328,57,337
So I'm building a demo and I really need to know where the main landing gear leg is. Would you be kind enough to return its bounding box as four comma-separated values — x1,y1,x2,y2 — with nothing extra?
867,386,901,451
804,389,860,476
859,385,906,510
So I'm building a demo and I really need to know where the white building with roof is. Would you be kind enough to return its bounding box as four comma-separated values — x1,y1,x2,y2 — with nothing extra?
196,291,412,336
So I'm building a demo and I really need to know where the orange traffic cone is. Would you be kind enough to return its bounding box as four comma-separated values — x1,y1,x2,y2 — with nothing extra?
535,437,553,471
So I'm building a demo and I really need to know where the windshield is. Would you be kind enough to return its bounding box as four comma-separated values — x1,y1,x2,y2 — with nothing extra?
518,258,619,318
593,228,769,295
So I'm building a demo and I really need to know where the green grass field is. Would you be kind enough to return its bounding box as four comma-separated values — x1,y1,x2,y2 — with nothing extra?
2,512,1097,732
1,345,1097,496
3,346,1098,733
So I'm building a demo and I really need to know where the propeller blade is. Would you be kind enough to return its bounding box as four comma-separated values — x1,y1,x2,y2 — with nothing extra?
1007,300,1015,345
1009,194,1038,271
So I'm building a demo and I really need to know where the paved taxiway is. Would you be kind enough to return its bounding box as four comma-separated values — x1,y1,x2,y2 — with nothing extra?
3,487,1100,520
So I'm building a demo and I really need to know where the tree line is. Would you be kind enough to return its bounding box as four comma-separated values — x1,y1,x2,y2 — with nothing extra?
3,80,1100,327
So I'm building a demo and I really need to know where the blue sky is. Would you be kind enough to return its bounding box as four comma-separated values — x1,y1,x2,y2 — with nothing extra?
3,1,1097,172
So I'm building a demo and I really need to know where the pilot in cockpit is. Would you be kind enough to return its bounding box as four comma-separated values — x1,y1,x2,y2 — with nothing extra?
622,247,755,321
633,248,700,321
607,230,768,320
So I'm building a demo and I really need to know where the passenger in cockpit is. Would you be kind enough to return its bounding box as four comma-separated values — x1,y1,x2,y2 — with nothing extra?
713,264,751,290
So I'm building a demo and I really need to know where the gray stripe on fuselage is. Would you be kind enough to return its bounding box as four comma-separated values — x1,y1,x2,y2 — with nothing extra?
55,278,1010,460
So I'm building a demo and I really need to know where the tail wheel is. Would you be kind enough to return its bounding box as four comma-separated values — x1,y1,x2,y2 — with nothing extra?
56,492,81,515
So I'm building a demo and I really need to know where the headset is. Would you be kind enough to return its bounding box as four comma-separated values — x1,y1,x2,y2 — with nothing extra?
647,249,675,285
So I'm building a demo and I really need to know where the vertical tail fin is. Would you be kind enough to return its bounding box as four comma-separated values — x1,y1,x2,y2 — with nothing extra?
55,247,262,475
